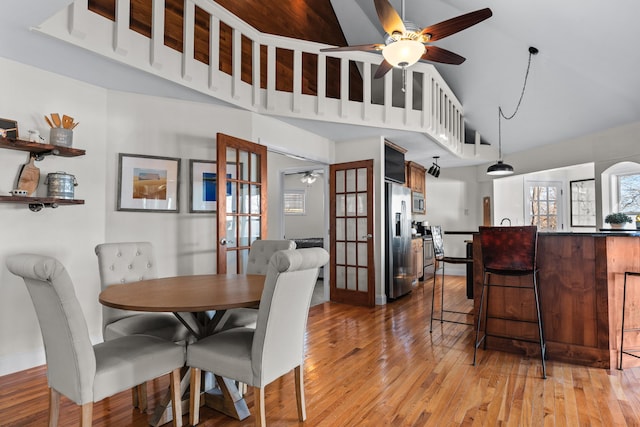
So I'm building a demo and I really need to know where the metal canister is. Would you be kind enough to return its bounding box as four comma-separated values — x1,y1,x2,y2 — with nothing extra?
45,172,77,199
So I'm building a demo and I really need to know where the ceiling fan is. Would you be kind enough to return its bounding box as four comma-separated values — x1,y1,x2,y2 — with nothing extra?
321,0,492,79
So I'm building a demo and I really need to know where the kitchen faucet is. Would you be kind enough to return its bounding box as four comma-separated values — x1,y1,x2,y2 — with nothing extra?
500,218,511,226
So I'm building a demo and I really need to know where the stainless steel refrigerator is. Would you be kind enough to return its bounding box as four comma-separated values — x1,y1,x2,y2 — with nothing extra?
385,182,414,299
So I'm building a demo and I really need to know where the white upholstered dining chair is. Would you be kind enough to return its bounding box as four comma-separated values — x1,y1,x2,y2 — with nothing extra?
246,239,297,274
216,239,297,332
94,242,191,342
6,254,185,427
95,241,192,409
187,247,329,426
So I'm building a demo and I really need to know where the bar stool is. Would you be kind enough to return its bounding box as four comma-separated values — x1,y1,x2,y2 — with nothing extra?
473,226,547,379
618,271,640,370
429,225,474,332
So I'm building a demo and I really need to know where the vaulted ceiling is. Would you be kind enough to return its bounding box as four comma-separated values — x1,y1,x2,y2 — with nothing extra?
3,0,640,169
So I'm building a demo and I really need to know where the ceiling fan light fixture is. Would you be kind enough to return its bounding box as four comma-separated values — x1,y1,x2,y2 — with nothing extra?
301,171,318,184
382,40,425,68
487,160,514,176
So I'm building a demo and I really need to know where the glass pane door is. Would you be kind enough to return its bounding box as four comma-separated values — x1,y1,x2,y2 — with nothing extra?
216,134,267,273
330,160,375,307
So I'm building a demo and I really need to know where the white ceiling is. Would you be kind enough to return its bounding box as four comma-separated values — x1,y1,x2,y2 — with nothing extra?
329,0,640,167
4,0,640,169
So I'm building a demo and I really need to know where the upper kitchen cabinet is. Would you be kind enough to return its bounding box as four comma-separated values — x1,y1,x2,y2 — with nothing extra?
405,161,426,214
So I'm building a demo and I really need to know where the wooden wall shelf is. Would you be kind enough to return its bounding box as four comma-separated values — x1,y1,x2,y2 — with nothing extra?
0,136,85,211
0,137,85,158
0,196,85,212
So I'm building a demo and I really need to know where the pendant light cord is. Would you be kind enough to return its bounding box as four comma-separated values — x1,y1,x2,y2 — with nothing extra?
498,47,538,160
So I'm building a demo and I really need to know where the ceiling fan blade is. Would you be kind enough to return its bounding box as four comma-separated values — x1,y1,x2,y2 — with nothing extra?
320,44,384,53
374,59,394,79
421,45,466,65
374,0,406,35
420,8,492,42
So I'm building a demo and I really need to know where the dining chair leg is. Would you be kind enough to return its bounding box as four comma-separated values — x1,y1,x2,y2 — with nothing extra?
169,368,183,427
80,402,93,427
137,383,148,412
253,386,266,427
48,388,60,427
131,387,138,408
294,365,306,421
189,368,202,426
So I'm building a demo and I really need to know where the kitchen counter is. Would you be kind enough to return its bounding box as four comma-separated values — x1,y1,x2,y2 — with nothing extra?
473,232,640,368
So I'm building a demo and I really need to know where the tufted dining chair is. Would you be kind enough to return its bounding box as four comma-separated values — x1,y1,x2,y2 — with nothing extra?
6,254,185,427
245,239,297,274
215,239,297,332
94,241,192,410
187,247,329,427
94,242,191,342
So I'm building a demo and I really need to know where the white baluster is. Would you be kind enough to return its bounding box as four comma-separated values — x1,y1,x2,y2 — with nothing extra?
114,0,130,55
266,45,276,111
150,0,165,69
293,50,302,113
232,28,241,100
208,14,220,92
316,54,326,116
182,0,195,81
340,57,348,118
362,61,371,122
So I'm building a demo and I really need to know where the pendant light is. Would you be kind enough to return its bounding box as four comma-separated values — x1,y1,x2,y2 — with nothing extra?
487,47,539,176
428,156,440,178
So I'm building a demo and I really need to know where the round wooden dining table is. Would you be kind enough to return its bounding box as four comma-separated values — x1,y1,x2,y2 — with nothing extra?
99,273,265,312
98,273,265,426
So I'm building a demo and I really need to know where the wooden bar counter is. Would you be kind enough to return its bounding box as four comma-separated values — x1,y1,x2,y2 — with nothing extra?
473,231,640,369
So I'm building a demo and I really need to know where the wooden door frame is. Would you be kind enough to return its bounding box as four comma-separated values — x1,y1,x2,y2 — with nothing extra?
329,159,375,307
216,133,268,273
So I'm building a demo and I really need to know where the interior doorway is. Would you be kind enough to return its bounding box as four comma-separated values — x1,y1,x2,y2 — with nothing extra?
269,150,330,303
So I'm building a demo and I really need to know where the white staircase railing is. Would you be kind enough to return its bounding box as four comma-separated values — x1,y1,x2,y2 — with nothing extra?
37,0,488,158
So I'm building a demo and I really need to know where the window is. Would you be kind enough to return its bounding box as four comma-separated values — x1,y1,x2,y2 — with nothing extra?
618,173,640,214
526,181,563,231
284,189,306,215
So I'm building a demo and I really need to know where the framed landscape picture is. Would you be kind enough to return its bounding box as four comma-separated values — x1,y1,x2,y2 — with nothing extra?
117,153,180,212
189,159,233,212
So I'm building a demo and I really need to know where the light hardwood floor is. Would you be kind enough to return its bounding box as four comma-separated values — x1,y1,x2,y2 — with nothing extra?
3,276,640,426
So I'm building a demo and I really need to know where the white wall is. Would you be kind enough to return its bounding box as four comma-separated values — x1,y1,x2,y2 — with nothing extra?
0,58,108,374
489,121,640,228
423,166,483,272
282,173,325,239
266,152,328,240
0,59,338,376
104,91,253,276
426,121,640,261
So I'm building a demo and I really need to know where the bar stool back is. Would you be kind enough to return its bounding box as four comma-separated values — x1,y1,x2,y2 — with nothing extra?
429,226,474,332
473,225,547,379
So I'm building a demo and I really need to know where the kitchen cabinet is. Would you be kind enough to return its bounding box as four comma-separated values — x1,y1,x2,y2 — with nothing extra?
405,161,426,214
0,137,85,211
412,237,423,283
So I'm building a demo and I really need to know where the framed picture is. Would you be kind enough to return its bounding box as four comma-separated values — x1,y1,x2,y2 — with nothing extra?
570,178,596,227
0,118,18,139
189,159,233,212
117,153,180,212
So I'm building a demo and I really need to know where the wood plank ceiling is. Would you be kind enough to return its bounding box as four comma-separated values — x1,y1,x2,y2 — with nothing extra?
88,0,363,101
